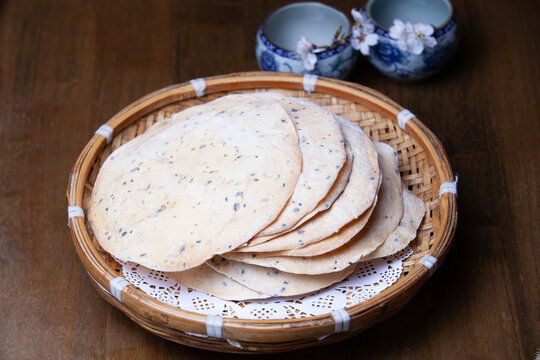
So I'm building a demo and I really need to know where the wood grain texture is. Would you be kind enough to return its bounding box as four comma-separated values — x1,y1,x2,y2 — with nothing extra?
0,0,537,359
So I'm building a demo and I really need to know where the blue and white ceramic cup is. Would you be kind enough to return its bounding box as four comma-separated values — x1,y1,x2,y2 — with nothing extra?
256,2,358,79
365,0,458,81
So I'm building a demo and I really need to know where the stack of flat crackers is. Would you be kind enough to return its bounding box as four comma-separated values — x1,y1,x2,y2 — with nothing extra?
89,92,425,301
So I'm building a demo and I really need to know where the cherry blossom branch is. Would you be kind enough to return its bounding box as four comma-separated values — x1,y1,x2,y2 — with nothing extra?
295,8,438,71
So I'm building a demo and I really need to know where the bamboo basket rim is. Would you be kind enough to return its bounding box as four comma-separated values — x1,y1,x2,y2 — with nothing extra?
67,71,457,346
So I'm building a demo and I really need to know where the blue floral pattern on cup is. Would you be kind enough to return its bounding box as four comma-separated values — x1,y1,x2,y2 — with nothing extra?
375,43,408,66
260,51,278,71
256,26,358,79
366,10,459,81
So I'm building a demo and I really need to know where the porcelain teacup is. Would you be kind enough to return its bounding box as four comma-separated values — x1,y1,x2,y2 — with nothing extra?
256,2,358,79
364,0,458,81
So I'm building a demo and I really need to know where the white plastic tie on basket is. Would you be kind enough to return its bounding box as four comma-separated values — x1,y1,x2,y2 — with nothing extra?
109,277,130,302
87,272,111,296
184,331,208,338
184,330,241,348
419,254,438,276
206,314,223,338
226,339,243,349
439,176,458,198
331,309,350,333
397,109,415,129
67,205,84,227
95,124,114,144
190,78,206,97
303,74,318,93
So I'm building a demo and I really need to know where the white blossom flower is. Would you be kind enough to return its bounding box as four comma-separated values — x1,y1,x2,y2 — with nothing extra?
351,8,375,33
296,36,317,71
350,27,378,55
350,9,378,55
389,19,413,52
407,22,437,55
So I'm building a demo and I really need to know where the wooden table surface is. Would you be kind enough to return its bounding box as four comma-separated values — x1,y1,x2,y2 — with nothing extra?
1,0,538,359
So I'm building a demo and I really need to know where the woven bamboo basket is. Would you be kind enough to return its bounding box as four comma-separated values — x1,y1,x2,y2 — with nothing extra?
67,72,457,353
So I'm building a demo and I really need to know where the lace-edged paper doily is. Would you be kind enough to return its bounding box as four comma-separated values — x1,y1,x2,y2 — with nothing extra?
119,248,412,320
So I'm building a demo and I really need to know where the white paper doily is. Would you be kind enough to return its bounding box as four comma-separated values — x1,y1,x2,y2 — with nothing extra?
119,248,412,320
